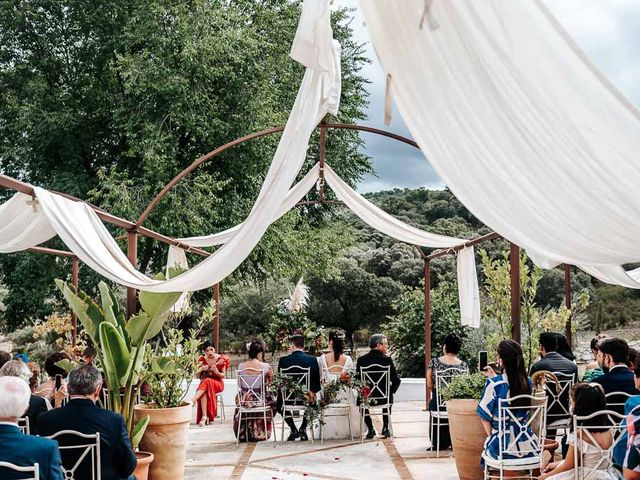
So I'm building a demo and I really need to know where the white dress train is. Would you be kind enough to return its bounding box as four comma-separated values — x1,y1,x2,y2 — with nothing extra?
316,354,363,440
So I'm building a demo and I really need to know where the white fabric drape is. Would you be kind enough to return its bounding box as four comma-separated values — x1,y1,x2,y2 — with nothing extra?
0,0,340,293
358,1,640,277
0,193,55,253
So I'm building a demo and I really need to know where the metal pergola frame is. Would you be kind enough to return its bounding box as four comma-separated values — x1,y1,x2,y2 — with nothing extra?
1,119,575,404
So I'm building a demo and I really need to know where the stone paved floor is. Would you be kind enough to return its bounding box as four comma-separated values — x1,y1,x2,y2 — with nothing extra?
184,401,459,480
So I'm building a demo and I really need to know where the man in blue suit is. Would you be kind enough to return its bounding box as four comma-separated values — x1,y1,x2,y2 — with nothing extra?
277,334,321,441
593,338,639,414
36,365,137,480
0,376,63,480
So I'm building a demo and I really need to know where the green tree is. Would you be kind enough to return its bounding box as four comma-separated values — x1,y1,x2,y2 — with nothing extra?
0,0,370,326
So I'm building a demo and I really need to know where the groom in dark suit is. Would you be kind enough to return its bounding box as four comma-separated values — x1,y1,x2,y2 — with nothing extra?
356,334,401,439
277,334,321,441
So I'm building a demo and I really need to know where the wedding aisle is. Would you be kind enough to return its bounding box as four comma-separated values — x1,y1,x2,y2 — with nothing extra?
184,401,458,480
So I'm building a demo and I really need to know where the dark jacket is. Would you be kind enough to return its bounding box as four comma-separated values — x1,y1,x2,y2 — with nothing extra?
0,423,63,480
277,350,321,394
36,398,137,480
593,365,639,414
356,349,401,404
26,394,49,433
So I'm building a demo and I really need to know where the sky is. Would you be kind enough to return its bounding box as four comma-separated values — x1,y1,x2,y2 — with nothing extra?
333,0,640,193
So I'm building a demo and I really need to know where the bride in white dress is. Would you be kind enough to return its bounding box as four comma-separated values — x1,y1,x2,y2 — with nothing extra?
316,331,362,440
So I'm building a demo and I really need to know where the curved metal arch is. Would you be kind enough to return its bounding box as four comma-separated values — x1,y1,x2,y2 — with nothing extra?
134,123,420,229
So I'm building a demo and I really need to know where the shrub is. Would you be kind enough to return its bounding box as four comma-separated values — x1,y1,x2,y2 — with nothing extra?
441,373,486,401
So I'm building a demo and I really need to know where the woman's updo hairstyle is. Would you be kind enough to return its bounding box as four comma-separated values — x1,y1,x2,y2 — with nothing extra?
443,334,463,355
329,331,345,362
247,339,265,360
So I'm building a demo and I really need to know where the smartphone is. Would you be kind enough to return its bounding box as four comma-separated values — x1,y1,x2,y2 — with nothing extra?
55,374,62,391
478,351,488,372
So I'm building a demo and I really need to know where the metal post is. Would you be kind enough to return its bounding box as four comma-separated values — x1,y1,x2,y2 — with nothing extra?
126,231,138,319
213,283,220,352
510,243,521,343
71,257,79,347
564,264,572,346
424,260,431,409
318,117,327,202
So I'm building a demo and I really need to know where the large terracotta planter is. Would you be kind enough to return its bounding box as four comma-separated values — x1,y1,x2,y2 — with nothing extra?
447,399,487,480
134,402,191,480
133,451,154,480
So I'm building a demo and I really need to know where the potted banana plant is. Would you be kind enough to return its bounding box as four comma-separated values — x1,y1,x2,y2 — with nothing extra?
56,274,182,480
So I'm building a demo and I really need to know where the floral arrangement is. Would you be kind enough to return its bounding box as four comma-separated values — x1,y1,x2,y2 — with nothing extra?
271,372,323,427
319,371,370,409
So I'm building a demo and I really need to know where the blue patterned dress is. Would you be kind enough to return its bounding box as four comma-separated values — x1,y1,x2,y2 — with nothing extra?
477,374,538,463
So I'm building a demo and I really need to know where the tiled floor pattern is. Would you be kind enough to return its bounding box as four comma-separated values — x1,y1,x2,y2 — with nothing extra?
184,401,459,479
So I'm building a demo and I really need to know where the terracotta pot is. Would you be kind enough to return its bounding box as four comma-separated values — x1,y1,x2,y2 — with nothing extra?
447,399,487,480
133,451,154,480
134,402,192,480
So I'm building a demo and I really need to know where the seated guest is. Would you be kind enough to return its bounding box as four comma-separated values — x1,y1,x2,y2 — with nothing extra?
530,332,578,377
0,376,63,480
14,353,29,363
35,352,70,408
427,333,468,450
553,334,576,363
583,335,608,382
234,339,277,442
0,360,48,432
0,350,11,369
540,383,616,480
356,333,401,439
624,414,640,480
593,338,639,412
81,346,97,366
277,334,321,441
630,349,639,370
192,340,230,427
478,340,537,465
612,356,640,470
36,365,137,480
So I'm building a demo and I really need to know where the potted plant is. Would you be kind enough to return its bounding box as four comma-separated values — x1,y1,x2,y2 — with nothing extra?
56,275,182,480
441,372,488,480
134,321,202,480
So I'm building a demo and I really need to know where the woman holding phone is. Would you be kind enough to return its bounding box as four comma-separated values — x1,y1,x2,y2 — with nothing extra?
35,352,70,408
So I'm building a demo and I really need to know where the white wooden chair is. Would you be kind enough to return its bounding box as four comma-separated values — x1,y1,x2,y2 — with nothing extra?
482,394,547,480
216,393,226,422
279,366,314,444
430,366,469,456
0,461,39,479
605,391,634,416
235,367,275,445
46,430,101,480
359,364,393,443
319,364,354,444
573,410,626,480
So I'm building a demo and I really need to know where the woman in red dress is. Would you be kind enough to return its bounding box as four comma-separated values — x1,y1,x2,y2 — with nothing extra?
193,340,230,426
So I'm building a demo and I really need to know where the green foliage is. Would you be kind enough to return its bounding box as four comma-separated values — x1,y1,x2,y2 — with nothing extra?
0,0,370,326
383,281,475,377
587,284,640,331
441,373,487,401
56,278,181,447
143,321,202,408
266,305,326,355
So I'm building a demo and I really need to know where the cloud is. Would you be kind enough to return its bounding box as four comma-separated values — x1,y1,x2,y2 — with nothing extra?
333,1,640,192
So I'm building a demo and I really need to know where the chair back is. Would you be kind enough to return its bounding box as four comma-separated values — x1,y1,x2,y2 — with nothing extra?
495,394,546,461
434,367,469,411
573,410,625,480
237,367,268,408
0,461,39,480
46,430,101,480
280,366,311,406
359,364,391,406
100,387,140,410
605,391,633,415
544,371,575,423
18,416,30,435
